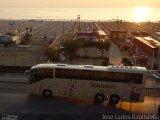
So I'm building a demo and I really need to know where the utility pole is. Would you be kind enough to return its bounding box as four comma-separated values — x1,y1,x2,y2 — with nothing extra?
62,21,65,43
77,15,81,32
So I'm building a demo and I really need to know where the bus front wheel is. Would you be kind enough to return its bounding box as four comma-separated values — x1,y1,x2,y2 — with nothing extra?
94,93,105,103
109,95,120,104
42,89,52,97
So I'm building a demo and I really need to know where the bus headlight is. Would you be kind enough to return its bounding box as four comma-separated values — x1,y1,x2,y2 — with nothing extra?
55,90,58,93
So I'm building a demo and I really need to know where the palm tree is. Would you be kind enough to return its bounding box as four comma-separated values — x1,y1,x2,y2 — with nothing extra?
20,27,32,45
44,47,58,61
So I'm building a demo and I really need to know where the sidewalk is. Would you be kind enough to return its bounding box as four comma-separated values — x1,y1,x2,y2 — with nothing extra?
109,42,122,65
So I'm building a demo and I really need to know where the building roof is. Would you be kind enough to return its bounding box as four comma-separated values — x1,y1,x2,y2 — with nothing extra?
133,37,160,56
103,23,126,32
135,37,160,49
98,30,107,36
76,30,97,36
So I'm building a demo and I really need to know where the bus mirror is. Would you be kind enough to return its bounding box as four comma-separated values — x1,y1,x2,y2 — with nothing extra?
24,70,31,77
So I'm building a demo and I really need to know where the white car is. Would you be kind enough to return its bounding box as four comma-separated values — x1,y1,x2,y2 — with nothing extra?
152,71,160,80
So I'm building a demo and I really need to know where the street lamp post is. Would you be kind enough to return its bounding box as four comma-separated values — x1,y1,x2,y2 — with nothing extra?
77,15,80,31
151,50,155,70
62,21,64,42
134,47,138,65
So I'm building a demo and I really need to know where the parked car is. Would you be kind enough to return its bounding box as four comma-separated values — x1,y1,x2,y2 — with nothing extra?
152,71,160,80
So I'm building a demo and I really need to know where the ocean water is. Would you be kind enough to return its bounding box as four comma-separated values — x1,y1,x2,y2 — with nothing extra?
0,7,160,22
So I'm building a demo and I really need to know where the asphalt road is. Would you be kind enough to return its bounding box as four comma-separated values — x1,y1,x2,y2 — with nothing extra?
0,93,160,120
0,93,132,120
0,82,26,94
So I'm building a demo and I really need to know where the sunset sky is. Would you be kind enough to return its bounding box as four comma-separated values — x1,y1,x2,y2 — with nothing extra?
0,0,159,7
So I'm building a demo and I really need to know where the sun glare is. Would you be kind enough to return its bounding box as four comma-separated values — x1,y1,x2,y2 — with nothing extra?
134,7,150,22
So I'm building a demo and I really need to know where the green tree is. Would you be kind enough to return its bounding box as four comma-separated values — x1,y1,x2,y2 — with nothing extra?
81,40,93,56
96,40,106,58
101,56,111,66
96,39,111,58
62,39,82,64
104,39,111,55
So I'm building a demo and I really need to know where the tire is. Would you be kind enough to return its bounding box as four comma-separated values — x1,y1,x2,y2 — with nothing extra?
42,89,52,97
94,93,105,103
109,95,120,104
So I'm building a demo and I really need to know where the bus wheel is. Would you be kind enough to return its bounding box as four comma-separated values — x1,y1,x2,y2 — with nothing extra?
94,93,105,103
109,95,120,104
43,89,52,97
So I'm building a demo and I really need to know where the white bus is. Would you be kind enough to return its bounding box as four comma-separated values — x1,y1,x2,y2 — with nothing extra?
25,63,147,104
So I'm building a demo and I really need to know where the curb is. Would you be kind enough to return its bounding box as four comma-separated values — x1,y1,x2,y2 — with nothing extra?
0,80,26,83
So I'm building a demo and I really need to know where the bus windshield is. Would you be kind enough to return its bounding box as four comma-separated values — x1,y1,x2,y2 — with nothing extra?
26,68,53,84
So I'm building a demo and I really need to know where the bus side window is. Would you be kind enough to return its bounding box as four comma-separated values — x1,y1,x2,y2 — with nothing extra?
130,73,143,84
38,69,53,80
111,72,131,83
55,68,65,78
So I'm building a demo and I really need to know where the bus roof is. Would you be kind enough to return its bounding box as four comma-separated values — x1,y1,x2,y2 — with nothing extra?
31,64,147,73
